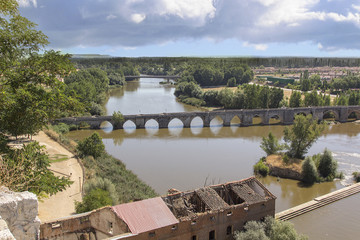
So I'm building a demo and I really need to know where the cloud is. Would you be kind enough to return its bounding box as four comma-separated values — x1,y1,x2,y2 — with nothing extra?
18,0,360,52
18,0,37,8
243,42,268,51
130,13,146,23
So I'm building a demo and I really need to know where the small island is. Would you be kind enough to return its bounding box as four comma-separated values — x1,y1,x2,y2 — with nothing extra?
254,114,343,185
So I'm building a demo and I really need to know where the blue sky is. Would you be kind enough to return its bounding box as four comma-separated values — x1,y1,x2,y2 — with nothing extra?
18,0,360,57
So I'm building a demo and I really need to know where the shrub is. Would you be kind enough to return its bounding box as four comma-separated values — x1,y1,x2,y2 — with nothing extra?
89,102,105,116
260,132,284,156
181,97,205,107
301,157,318,184
84,178,118,205
52,123,70,134
282,154,290,165
254,159,269,177
77,132,105,158
227,77,237,87
234,216,307,240
69,124,79,131
112,111,124,128
79,121,90,129
353,172,360,182
75,188,112,213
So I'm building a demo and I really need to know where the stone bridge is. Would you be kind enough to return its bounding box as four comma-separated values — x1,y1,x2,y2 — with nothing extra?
55,106,360,130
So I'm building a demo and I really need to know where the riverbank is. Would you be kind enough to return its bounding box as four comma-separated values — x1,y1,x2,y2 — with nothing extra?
45,126,157,204
33,131,83,222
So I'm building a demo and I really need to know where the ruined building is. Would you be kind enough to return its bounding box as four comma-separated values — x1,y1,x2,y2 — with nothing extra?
40,177,276,240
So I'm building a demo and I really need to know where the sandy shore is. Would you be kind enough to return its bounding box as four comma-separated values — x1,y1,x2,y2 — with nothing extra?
33,131,83,222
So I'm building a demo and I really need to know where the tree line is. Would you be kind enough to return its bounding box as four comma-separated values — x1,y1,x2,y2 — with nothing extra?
174,82,284,109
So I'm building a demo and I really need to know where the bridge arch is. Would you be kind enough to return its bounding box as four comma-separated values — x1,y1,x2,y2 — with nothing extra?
269,113,282,125
168,118,184,128
100,121,113,130
348,109,360,121
123,119,136,129
251,114,265,125
190,116,204,128
209,115,224,127
323,110,339,121
230,115,242,126
145,119,159,128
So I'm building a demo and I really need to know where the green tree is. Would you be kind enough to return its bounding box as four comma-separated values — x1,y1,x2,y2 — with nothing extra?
301,157,318,184
301,78,311,91
77,132,105,158
289,91,302,107
0,0,80,196
235,216,307,240
0,142,72,196
260,132,283,155
284,115,325,159
112,111,125,129
304,90,321,106
217,88,234,109
318,149,337,180
75,188,112,213
269,88,284,108
0,2,82,138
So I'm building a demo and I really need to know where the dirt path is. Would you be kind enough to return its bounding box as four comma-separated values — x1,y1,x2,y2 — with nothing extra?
33,131,83,222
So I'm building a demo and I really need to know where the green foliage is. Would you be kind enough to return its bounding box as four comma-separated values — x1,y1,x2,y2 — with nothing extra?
112,111,125,128
0,1,80,197
179,96,205,107
52,123,70,135
254,159,269,177
260,132,284,156
352,172,360,182
289,91,302,107
75,188,112,213
82,154,157,203
284,114,325,159
217,88,234,109
77,132,105,158
84,177,118,205
283,154,290,165
0,1,83,137
301,78,311,91
203,90,221,106
227,77,237,87
89,102,105,116
0,142,72,197
301,157,318,184
64,68,109,115
234,216,307,240
174,81,203,99
318,149,338,181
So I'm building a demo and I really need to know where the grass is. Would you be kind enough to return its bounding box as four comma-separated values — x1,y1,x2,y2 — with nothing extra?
49,154,69,163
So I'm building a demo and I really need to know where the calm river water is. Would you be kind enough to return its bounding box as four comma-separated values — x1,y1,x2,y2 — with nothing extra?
67,78,360,239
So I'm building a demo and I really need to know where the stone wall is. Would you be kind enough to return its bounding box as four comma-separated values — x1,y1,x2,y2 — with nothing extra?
0,187,40,240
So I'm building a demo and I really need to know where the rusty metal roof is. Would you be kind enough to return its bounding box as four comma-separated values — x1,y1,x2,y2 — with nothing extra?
111,197,179,234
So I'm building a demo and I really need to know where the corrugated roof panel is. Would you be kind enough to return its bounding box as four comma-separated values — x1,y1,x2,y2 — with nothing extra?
111,197,179,234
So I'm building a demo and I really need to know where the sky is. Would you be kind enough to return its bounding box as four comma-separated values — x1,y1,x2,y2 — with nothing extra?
18,0,360,57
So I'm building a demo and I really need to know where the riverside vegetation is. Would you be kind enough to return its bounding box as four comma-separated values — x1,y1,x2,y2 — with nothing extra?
254,114,343,185
46,124,157,213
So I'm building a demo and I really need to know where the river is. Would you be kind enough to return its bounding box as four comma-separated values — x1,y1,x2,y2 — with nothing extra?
67,78,360,239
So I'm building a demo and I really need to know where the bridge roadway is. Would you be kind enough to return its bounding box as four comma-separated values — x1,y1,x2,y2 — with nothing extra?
55,106,360,130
